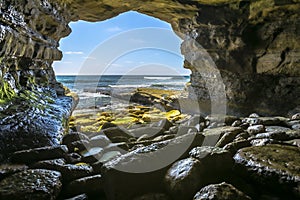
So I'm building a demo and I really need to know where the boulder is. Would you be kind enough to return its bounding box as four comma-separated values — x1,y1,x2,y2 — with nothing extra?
11,145,68,164
102,127,134,143
234,145,300,199
193,182,251,200
101,133,204,200
247,125,265,135
189,146,234,177
31,159,93,183
202,126,243,146
164,158,203,200
65,174,104,197
0,169,62,200
62,132,90,146
0,164,28,180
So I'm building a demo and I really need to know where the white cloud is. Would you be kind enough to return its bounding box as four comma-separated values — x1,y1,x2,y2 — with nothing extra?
124,60,134,64
106,26,122,32
65,51,84,55
62,61,73,64
83,56,96,60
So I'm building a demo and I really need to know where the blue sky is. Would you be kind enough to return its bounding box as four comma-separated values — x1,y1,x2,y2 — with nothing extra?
53,11,190,75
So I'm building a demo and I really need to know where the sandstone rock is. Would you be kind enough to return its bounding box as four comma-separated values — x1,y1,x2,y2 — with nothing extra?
65,174,104,197
247,125,265,135
193,182,251,200
11,145,68,164
0,169,62,200
164,158,203,200
234,145,300,199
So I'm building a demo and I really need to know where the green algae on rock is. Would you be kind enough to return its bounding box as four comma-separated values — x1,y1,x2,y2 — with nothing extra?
234,144,300,199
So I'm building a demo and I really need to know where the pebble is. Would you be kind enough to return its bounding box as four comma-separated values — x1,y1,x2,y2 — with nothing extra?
247,125,265,135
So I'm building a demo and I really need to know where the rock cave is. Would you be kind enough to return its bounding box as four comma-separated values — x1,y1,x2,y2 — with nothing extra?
0,0,299,200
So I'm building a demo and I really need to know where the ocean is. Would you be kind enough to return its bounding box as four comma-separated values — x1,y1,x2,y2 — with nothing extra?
56,75,189,110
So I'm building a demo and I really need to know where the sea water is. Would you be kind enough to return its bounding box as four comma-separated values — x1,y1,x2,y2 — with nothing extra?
56,75,189,110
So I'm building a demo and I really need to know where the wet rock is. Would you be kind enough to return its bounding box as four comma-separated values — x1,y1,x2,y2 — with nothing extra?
223,139,251,156
101,133,204,200
65,153,82,164
80,147,104,163
177,126,198,136
292,123,300,130
250,138,281,146
68,140,90,152
249,113,260,118
0,164,28,180
247,125,265,135
257,117,281,126
92,151,122,173
90,134,111,147
0,169,62,200
284,139,300,147
189,146,234,176
133,193,171,200
193,182,251,200
206,115,239,126
62,132,90,146
102,127,133,143
64,194,88,200
65,174,104,197
242,118,261,125
129,127,165,139
215,128,244,147
31,159,93,183
265,126,291,132
164,158,203,200
202,126,243,146
101,122,118,130
292,113,300,120
284,120,300,128
11,145,68,164
234,145,300,199
151,119,174,131
232,119,242,127
249,131,291,141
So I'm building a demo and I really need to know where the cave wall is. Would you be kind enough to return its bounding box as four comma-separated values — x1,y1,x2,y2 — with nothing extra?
0,0,299,157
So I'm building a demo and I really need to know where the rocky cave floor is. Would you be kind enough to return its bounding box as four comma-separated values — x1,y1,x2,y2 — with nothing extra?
0,107,299,200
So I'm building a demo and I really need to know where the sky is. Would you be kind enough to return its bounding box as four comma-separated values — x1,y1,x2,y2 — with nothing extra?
53,11,190,76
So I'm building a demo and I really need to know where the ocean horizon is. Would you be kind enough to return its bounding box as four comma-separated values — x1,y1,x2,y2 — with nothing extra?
56,75,189,110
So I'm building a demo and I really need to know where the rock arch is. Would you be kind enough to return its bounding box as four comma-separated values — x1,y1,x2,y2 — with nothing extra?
0,0,299,157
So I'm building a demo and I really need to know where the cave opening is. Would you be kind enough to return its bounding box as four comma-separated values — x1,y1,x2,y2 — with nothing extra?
53,11,191,132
